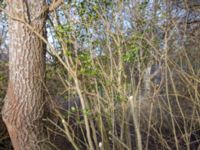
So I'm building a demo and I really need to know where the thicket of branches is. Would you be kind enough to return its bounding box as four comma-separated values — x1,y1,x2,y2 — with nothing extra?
0,0,200,149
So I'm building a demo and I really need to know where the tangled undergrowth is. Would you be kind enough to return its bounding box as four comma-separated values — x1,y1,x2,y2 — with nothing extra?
0,1,200,150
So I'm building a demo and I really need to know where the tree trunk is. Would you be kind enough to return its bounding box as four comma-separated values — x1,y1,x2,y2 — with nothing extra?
2,0,49,149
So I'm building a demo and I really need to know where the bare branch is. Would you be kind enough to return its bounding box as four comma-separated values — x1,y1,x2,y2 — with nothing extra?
49,0,64,12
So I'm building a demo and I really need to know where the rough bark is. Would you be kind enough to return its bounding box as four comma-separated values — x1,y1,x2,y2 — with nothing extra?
2,0,49,149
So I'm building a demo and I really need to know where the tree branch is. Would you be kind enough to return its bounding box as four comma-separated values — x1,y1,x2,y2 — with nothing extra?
49,0,64,12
